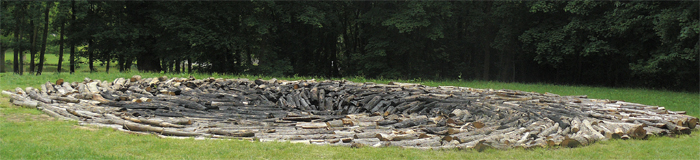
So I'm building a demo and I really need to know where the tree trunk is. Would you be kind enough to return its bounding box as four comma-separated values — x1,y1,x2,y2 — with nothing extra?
58,21,65,73
125,57,133,71
30,20,36,74
106,55,111,73
37,3,50,75
175,59,181,73
14,10,20,74
17,11,24,75
88,39,95,73
136,48,161,72
70,0,76,74
171,59,175,73
0,47,4,73
187,58,192,73
118,54,124,72
482,44,490,81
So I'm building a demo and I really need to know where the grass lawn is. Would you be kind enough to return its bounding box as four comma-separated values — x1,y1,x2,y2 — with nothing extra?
0,72,698,159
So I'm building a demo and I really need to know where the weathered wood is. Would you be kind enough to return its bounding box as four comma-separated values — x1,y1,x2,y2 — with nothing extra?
207,129,255,137
26,88,52,103
4,76,697,150
122,116,185,128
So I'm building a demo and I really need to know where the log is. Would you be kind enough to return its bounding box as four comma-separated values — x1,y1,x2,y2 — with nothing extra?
662,121,691,134
296,122,328,129
207,129,255,137
12,100,40,109
582,119,606,141
37,107,76,121
122,116,185,128
392,117,428,128
388,137,442,147
26,89,52,103
375,133,421,141
122,121,164,133
161,128,202,137
48,96,80,103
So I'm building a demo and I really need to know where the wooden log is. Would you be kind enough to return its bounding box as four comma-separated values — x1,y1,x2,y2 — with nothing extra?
26,88,52,103
351,138,382,148
207,129,255,137
122,116,185,128
546,135,565,147
643,126,668,136
392,117,428,128
582,119,606,141
1,90,17,97
296,122,328,129
172,99,208,110
48,96,80,103
570,117,581,133
259,134,340,141
626,124,647,139
375,133,421,141
66,108,102,119
537,123,559,138
326,120,344,127
122,121,164,133
631,119,665,128
389,137,442,147
161,128,202,137
661,120,691,134
561,134,589,148
12,100,40,109
37,107,76,121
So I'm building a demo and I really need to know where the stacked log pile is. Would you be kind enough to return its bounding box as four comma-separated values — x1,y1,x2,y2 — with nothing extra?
2,75,697,150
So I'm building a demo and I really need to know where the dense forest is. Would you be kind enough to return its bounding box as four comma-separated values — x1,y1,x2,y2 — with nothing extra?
1,1,698,92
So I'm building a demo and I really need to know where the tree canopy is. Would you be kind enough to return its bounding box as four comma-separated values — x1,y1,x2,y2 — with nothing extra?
2,1,698,91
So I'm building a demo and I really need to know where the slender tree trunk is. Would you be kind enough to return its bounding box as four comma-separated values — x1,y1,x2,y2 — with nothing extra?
171,59,176,73
69,45,75,74
105,53,110,73
160,58,167,73
70,0,76,74
58,22,65,73
175,59,181,73
118,54,124,72
37,3,50,75
88,39,95,73
187,58,192,73
18,13,25,75
13,13,20,74
30,20,36,74
0,47,4,73
125,57,133,71
482,44,490,81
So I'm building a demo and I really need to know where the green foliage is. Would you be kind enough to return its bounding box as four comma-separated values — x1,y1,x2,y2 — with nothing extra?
1,1,697,91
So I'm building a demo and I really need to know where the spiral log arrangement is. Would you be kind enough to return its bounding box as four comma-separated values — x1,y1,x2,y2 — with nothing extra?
2,75,697,151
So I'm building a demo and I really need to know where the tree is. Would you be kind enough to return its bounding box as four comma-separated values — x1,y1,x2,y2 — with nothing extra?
36,2,50,75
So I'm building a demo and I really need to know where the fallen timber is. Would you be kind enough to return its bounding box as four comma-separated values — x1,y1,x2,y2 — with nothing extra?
2,76,697,151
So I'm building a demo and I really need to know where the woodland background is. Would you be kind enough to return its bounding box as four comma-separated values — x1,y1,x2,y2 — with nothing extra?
1,1,698,92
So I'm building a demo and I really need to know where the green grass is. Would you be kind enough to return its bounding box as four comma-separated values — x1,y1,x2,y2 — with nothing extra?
1,72,699,159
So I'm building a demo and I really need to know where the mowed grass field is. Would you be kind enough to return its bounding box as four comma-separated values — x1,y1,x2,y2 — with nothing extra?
1,50,698,159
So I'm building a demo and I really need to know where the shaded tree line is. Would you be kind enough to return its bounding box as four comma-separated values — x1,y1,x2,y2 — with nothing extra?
1,1,698,91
